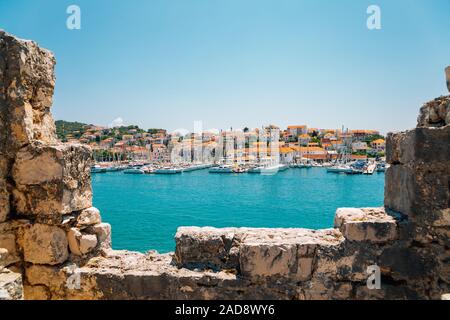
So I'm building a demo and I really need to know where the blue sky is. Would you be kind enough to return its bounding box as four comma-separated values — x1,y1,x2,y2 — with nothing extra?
1,0,449,133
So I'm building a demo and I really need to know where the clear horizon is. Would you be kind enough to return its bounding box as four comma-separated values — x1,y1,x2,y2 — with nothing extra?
1,0,449,134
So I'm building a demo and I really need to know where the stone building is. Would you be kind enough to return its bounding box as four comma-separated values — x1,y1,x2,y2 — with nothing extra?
0,31,449,300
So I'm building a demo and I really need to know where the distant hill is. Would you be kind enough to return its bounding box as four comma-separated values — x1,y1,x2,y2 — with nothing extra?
55,120,165,143
55,120,89,141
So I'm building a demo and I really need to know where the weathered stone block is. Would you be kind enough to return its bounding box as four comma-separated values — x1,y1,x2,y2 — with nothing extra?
0,31,57,153
380,244,439,284
22,224,68,265
385,131,411,165
335,208,397,243
384,165,415,216
77,207,101,227
68,228,98,256
240,243,297,279
314,238,385,282
12,142,92,216
0,221,24,266
411,126,450,164
386,126,450,165
0,268,23,300
239,228,344,281
23,285,50,300
67,228,82,255
417,95,450,127
385,163,450,223
90,223,112,250
25,264,68,290
175,227,240,270
79,235,98,254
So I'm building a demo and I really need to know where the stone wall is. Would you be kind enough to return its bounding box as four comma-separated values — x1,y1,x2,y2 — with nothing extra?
0,31,448,300
0,31,110,300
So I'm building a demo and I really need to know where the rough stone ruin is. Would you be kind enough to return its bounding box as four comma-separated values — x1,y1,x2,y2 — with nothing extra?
0,31,449,300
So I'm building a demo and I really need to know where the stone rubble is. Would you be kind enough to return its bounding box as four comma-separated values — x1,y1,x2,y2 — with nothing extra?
0,30,448,300
417,95,450,128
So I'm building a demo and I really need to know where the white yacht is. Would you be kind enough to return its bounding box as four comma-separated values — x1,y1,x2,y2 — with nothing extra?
326,164,353,174
248,163,287,174
123,168,145,174
154,167,183,174
209,165,234,173
261,163,288,174
182,163,213,172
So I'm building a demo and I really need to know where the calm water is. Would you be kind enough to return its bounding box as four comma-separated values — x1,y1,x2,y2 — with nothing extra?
92,168,385,253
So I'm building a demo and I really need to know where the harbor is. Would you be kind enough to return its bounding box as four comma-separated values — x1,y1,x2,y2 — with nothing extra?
90,159,387,176
91,166,385,253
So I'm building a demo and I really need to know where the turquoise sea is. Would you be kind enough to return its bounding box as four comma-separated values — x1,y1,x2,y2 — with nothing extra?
92,168,385,253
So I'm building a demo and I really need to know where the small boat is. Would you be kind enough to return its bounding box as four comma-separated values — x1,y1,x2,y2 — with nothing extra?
154,167,183,174
248,163,287,174
182,164,213,172
247,166,262,173
209,165,234,173
346,167,364,174
91,165,107,173
376,163,387,172
347,160,366,174
327,165,353,174
295,161,313,168
123,168,145,174
142,166,155,174
232,167,247,173
261,163,288,174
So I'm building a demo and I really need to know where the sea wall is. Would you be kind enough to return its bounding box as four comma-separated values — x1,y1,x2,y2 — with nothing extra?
0,31,448,300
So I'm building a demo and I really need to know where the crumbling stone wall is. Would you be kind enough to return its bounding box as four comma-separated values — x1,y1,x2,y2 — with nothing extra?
0,31,448,300
0,31,110,300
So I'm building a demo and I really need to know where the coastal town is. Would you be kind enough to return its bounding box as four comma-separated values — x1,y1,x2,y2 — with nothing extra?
56,120,387,174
